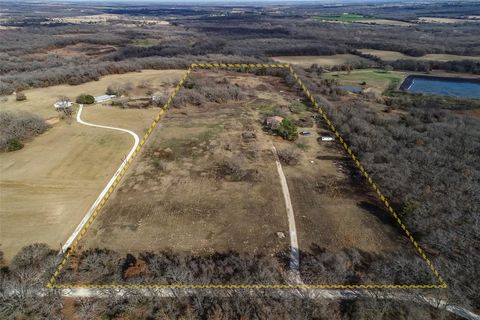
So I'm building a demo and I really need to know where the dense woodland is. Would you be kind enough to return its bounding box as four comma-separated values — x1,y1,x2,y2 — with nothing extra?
256,66,480,311
0,111,49,152
1,2,480,94
300,77,480,311
0,245,457,319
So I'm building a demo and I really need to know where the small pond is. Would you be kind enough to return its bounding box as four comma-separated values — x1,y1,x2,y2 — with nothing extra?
340,85,362,93
400,75,480,99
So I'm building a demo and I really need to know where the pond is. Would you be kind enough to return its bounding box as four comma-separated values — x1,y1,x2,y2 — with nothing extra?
340,85,362,93
400,75,480,99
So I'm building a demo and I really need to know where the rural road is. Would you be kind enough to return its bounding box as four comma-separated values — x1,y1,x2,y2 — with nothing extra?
7,287,469,320
60,104,140,253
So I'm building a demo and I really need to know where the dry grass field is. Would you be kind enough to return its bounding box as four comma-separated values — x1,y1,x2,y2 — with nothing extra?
272,55,370,68
276,133,404,256
359,49,480,62
357,19,413,27
0,121,130,261
0,71,182,261
418,17,477,24
82,104,160,136
82,92,289,256
62,71,421,284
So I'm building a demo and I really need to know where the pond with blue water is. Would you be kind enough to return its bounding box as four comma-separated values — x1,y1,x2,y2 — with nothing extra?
400,75,480,99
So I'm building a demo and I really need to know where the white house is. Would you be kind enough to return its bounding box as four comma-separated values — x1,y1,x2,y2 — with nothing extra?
54,100,72,109
94,95,116,103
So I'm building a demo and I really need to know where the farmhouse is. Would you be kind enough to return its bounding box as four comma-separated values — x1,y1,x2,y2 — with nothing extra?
264,116,284,130
94,94,116,103
53,100,72,109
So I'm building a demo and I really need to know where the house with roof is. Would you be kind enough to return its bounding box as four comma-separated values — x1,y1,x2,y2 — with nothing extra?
264,116,284,130
53,100,72,109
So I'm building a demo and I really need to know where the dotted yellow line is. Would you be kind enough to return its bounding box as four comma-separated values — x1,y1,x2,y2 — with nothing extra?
47,63,446,290
46,67,193,289
51,283,445,290
287,65,447,289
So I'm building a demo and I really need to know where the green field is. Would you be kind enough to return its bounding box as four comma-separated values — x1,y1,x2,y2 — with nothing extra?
316,13,371,22
323,69,405,94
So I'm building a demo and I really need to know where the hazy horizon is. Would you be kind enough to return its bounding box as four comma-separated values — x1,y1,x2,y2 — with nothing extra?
7,0,474,4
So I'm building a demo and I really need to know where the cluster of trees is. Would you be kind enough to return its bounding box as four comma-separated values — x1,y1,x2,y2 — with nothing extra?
387,59,480,74
277,147,301,166
215,157,259,182
180,15,480,57
75,94,95,104
0,243,456,320
48,247,433,289
171,76,247,108
69,295,459,319
15,92,26,101
0,244,62,319
387,93,480,111
315,96,480,310
352,50,480,74
0,111,49,152
0,54,266,95
275,118,299,141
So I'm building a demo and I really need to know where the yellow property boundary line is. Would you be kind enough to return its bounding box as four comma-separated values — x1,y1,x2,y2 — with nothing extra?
47,63,447,290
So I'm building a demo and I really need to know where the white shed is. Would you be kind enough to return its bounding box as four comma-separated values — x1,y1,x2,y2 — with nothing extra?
94,95,116,103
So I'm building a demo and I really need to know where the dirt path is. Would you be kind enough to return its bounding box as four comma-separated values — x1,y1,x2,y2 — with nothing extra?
271,146,301,280
61,104,139,253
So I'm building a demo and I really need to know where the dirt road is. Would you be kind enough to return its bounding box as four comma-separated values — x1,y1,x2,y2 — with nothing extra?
271,146,300,277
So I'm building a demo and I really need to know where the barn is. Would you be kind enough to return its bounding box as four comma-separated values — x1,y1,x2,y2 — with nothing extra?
94,95,116,103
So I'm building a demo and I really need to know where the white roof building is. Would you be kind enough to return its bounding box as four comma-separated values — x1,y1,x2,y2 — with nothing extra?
95,95,116,103
54,101,72,109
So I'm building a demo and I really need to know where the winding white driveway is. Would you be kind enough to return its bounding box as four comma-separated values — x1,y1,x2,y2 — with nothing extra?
60,104,140,253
